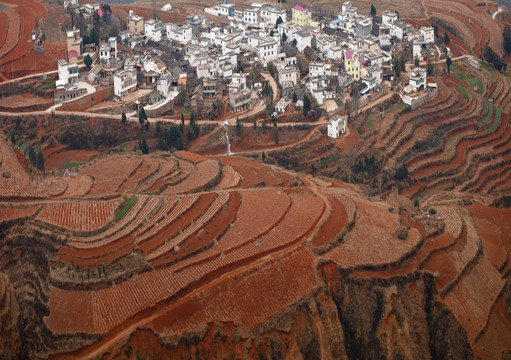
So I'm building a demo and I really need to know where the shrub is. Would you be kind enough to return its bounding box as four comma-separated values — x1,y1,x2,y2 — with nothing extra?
428,207,437,215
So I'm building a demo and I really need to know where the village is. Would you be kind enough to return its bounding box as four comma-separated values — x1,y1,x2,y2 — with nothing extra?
53,0,444,140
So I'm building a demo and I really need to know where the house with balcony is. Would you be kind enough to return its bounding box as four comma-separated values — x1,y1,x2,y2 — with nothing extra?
406,67,427,93
167,24,193,44
145,19,163,42
229,73,253,113
218,2,235,19
114,68,137,97
56,59,79,87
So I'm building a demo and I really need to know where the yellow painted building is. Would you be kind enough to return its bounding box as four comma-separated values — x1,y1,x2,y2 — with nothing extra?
344,50,360,80
292,5,310,26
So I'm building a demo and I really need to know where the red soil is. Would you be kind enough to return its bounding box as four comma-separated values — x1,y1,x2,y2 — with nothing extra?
150,191,242,268
326,196,421,268
36,200,119,232
0,204,40,222
139,193,216,255
443,256,505,343
473,216,508,270
118,157,159,193
0,11,9,49
214,156,264,188
151,246,318,336
45,150,98,171
473,297,511,359
81,155,143,197
312,196,348,247
45,287,94,334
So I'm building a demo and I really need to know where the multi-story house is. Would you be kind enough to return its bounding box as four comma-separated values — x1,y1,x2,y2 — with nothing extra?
407,67,427,92
167,24,193,44
229,73,252,112
294,29,311,52
260,5,286,26
292,5,310,26
278,66,299,87
218,2,235,19
56,59,79,87
344,50,361,81
113,68,137,97
66,28,82,63
327,115,347,139
243,8,260,24
309,61,332,78
145,19,163,42
420,26,434,44
126,10,144,35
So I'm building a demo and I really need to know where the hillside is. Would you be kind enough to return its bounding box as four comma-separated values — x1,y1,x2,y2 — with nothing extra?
0,130,510,359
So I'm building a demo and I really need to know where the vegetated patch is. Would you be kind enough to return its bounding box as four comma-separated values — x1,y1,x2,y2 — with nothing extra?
457,84,468,98
478,101,493,128
478,60,497,73
178,108,189,115
0,3,7,12
66,161,85,169
116,196,137,222
486,107,502,133
39,82,55,90
430,17,464,40
295,147,313,155
319,157,336,167
468,78,483,94
335,98,343,108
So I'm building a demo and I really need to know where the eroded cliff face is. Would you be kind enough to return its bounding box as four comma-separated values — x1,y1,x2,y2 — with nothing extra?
0,272,20,360
111,263,477,360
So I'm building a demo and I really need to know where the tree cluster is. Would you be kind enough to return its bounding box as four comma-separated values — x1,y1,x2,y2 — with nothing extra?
484,45,507,72
504,27,511,55
27,145,45,171
393,54,407,78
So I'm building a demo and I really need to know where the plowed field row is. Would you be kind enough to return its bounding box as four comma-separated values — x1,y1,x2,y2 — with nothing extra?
162,159,220,194
312,196,348,247
70,196,151,244
325,197,420,268
147,192,230,261
118,157,160,193
136,194,199,245
215,165,241,190
138,193,213,255
169,189,291,273
81,155,143,197
36,200,119,232
443,256,505,343
0,205,40,222
142,158,176,193
154,247,318,336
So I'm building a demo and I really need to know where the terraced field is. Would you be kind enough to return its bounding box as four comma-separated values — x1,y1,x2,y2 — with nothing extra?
0,124,509,359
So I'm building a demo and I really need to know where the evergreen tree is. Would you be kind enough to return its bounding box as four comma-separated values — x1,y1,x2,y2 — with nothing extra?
176,133,184,150
444,32,450,44
139,138,149,154
282,32,287,43
370,4,376,16
84,54,92,68
36,150,44,171
446,56,452,74
28,145,36,167
275,16,283,27
121,111,127,125
138,107,147,125
303,95,311,116
156,121,161,137
292,92,298,103
504,27,511,54
236,117,241,134
253,117,257,129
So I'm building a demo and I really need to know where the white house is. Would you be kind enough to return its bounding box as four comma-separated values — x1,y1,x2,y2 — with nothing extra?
64,0,78,9
278,66,299,87
145,19,163,42
309,62,332,78
113,68,137,97
275,97,292,113
157,73,171,97
99,43,110,62
294,29,311,52
167,23,192,44
382,10,398,26
407,67,427,92
161,3,172,12
327,45,343,61
260,5,286,26
243,8,260,24
56,59,79,87
412,40,422,61
420,26,434,44
327,115,347,138
218,3,235,19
